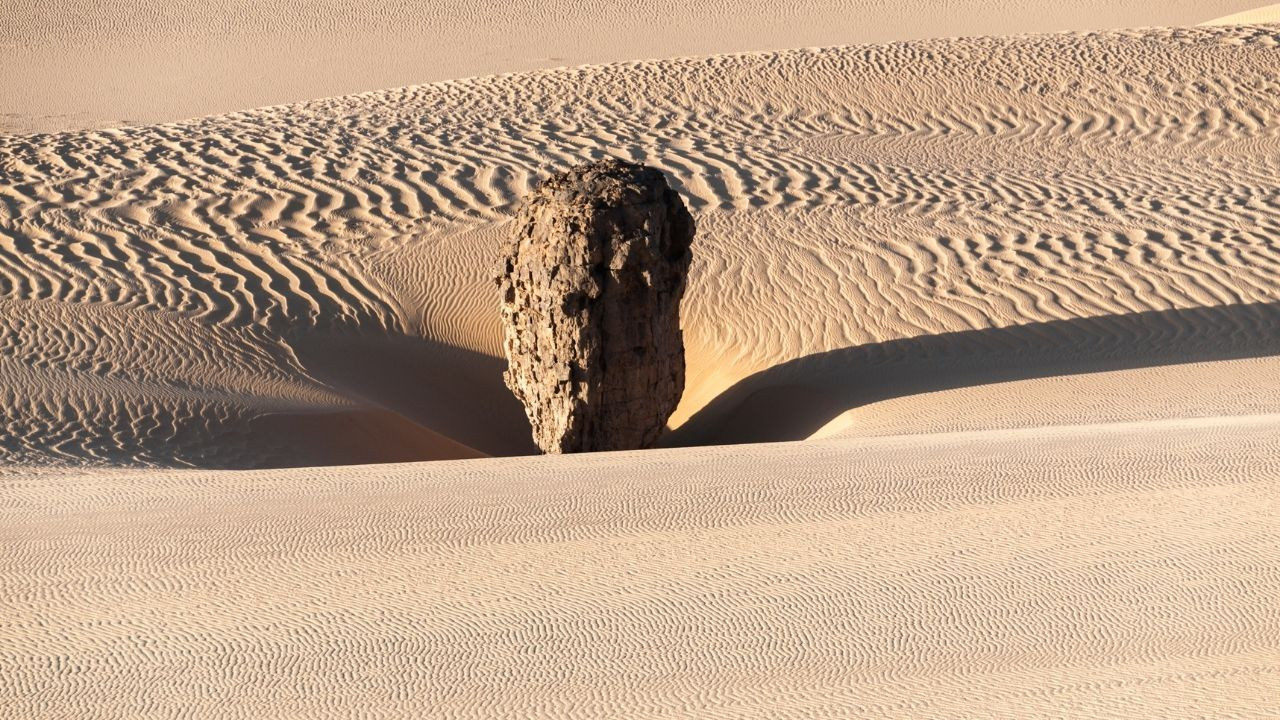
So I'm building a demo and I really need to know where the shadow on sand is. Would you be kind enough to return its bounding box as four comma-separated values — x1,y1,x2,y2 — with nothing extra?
277,301,1280,463
662,301,1280,447
289,331,539,459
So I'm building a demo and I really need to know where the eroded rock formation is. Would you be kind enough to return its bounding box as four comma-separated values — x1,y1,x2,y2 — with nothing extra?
497,159,695,453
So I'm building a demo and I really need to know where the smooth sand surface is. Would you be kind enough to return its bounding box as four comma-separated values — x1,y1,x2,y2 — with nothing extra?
0,0,1272,132
1208,4,1280,24
2,6,1279,719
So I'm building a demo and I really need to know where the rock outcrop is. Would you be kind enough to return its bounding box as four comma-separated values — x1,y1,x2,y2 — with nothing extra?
496,159,695,453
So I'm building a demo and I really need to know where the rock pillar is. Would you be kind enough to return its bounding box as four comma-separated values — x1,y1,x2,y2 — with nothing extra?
496,159,695,453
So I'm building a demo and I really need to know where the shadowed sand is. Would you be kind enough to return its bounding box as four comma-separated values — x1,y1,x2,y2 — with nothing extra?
668,302,1280,445
1,7,1279,719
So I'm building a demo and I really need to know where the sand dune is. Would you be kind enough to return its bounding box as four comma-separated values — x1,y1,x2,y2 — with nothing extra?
5,416,1279,717
1,0,1272,132
1,24,1278,468
2,10,1279,719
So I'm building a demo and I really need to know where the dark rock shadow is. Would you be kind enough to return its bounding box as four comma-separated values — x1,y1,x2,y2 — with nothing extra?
663,301,1280,447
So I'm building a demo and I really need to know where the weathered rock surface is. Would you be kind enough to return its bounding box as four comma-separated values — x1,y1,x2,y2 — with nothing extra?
497,159,695,453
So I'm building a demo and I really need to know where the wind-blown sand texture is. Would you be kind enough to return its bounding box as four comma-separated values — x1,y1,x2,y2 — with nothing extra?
2,9,1279,720
6,417,1280,718
0,0,1272,132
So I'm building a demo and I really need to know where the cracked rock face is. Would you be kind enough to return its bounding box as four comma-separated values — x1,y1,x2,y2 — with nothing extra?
496,159,695,454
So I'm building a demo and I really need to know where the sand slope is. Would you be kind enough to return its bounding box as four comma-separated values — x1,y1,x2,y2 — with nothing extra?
5,416,1279,718
0,0,1272,132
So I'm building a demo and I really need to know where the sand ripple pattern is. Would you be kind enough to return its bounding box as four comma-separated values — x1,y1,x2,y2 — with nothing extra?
0,25,1278,465
3,416,1279,718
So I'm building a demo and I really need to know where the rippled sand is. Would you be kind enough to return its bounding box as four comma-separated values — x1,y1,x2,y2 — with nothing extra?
1,4,1278,718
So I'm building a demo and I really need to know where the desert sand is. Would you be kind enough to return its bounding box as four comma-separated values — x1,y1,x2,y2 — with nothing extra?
0,0,1273,133
1207,4,1280,25
2,1,1279,718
